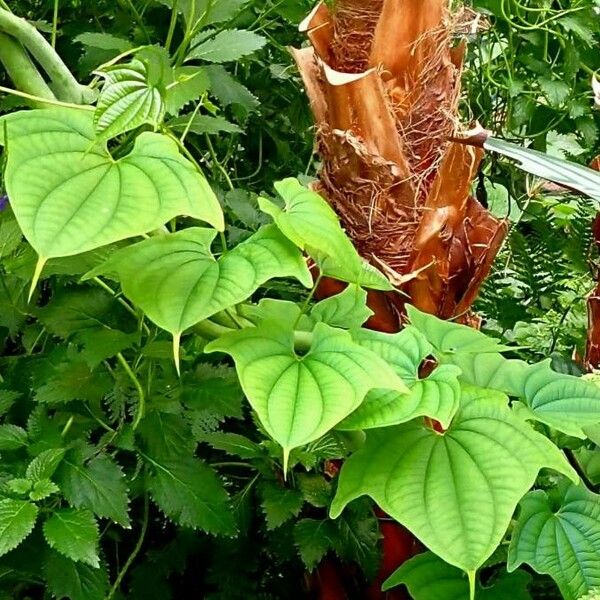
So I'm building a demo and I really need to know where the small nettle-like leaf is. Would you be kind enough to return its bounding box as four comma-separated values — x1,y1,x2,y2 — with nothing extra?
508,484,600,600
88,224,311,367
259,178,393,291
383,551,533,600
339,327,460,430
259,481,304,530
146,455,235,534
198,432,262,459
206,321,408,469
0,499,38,557
94,58,165,141
330,388,577,575
56,452,130,528
0,424,28,450
7,479,32,495
29,479,60,501
168,113,242,135
137,411,196,459
203,64,259,113
293,518,338,570
43,508,100,567
45,551,108,600
449,352,600,438
187,30,267,63
311,284,373,329
165,66,210,115
157,0,250,27
0,108,224,289
26,448,66,482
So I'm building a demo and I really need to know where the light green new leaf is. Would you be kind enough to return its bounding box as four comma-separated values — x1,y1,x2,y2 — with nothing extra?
449,352,600,438
26,448,66,482
206,321,408,468
43,509,100,567
484,137,600,204
87,225,311,365
260,178,393,291
165,66,210,115
508,484,600,600
0,108,223,285
311,285,373,329
146,455,235,534
187,29,266,63
330,388,577,574
383,551,532,600
406,305,512,356
94,59,164,141
0,499,38,557
339,327,460,430
29,479,60,501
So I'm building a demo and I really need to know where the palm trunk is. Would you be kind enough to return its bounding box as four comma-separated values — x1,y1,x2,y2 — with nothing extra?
295,2,509,596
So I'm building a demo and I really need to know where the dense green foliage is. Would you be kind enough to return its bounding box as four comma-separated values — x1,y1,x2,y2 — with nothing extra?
0,1,599,599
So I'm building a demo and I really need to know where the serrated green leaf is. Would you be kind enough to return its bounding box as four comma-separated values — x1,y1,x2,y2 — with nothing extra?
26,448,66,482
75,32,133,52
339,327,460,430
7,479,31,495
137,411,195,458
157,0,250,26
203,64,258,112
259,481,304,530
330,388,577,574
94,58,164,141
383,551,533,599
296,473,331,507
508,484,600,600
169,113,241,135
199,432,262,459
206,321,408,467
146,455,235,534
293,518,338,570
76,328,137,367
0,108,224,266
187,29,266,63
0,424,27,450
260,178,393,291
0,390,19,417
43,508,99,567
57,453,130,527
45,551,108,600
29,479,59,501
165,66,210,115
88,225,311,355
311,284,373,329
0,499,38,557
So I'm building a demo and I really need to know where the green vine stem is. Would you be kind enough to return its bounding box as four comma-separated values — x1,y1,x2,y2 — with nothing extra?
117,353,146,429
0,32,56,103
0,8,93,103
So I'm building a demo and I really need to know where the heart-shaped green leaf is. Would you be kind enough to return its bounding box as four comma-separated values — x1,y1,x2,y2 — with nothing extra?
339,327,460,430
508,484,600,600
383,551,533,600
0,108,223,295
87,225,311,367
206,321,409,470
449,352,600,438
95,58,165,141
259,178,393,291
330,387,577,575
311,285,373,329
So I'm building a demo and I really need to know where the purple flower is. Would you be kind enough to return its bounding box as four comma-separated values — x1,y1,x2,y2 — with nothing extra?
0,195,8,212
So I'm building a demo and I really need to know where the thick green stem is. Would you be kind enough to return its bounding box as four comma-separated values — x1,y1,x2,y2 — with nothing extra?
0,8,93,103
0,32,55,104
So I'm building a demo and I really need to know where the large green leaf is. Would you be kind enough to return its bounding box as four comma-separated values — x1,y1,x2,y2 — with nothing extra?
43,509,100,567
339,327,460,430
448,352,600,438
94,58,165,141
0,499,38,557
259,178,393,291
45,552,108,600
87,225,312,366
484,137,600,204
383,552,532,600
0,108,223,284
508,484,600,600
206,321,408,469
330,388,577,575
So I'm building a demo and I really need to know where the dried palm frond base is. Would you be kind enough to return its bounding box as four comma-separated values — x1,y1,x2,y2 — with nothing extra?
294,0,508,321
